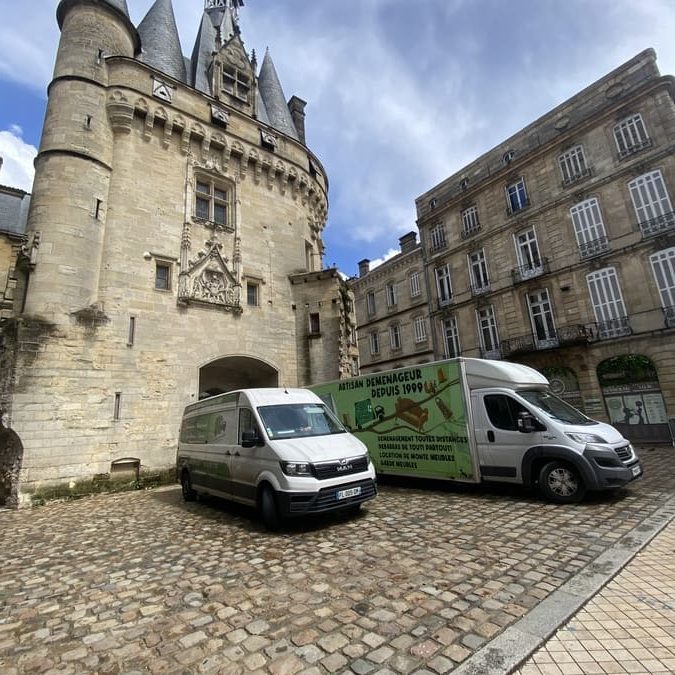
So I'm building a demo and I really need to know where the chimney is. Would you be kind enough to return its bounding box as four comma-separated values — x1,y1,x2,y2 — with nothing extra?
358,259,370,277
399,231,418,254
288,96,307,144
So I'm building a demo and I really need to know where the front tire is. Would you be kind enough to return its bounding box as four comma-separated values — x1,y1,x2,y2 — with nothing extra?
538,461,586,503
260,486,281,531
181,470,197,502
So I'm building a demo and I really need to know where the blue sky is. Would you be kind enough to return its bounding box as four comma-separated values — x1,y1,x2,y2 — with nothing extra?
1,0,674,276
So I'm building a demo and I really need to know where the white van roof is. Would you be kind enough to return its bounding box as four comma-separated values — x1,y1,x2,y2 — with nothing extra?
239,388,322,407
463,358,548,391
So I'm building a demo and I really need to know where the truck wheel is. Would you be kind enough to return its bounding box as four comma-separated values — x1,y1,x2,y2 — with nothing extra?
538,461,586,504
260,486,281,531
181,470,197,502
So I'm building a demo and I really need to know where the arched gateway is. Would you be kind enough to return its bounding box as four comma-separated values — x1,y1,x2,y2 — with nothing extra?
199,356,279,399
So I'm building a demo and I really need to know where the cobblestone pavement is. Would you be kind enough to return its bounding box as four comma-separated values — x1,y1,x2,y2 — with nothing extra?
0,446,673,675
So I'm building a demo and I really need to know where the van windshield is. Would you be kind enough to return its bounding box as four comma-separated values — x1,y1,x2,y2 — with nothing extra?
518,390,595,426
258,403,347,440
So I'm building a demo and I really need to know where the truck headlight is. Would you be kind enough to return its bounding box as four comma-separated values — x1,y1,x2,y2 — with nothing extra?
566,432,607,444
281,462,314,476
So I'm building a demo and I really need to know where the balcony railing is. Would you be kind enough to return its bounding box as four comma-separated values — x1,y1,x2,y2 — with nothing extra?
664,306,675,328
461,224,481,239
590,317,632,340
500,324,589,357
511,257,550,284
562,167,592,187
480,347,502,359
579,236,609,259
506,197,530,216
470,282,491,297
618,137,652,159
436,297,454,311
639,211,675,238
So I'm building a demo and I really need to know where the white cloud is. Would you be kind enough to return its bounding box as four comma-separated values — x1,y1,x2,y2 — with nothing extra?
369,248,400,270
0,128,37,192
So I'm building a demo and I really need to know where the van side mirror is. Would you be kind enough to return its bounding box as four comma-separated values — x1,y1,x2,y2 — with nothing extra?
517,412,543,433
241,429,264,448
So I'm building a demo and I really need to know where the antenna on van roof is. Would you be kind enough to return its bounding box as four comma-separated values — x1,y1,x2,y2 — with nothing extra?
283,385,289,394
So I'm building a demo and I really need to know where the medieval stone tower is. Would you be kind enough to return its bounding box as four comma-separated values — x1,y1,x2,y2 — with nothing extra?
0,0,357,506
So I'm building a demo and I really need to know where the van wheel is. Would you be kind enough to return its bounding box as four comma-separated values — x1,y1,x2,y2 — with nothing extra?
181,471,197,502
538,461,586,504
260,486,281,531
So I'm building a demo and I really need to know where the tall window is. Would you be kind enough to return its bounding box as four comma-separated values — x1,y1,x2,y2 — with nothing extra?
195,177,230,226
414,316,427,343
222,65,251,102
613,113,650,157
514,228,542,275
435,264,453,306
309,313,320,334
527,289,557,347
468,249,489,293
386,282,397,307
476,306,500,356
370,331,380,355
586,267,630,338
462,206,480,237
650,248,675,326
429,223,447,252
559,145,589,185
409,271,421,297
570,198,609,258
506,178,528,213
366,290,376,316
247,283,259,306
442,316,460,358
628,170,674,236
155,261,171,290
390,324,401,350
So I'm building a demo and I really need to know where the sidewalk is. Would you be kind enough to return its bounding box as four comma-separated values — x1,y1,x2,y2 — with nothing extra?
452,496,675,675
513,519,675,675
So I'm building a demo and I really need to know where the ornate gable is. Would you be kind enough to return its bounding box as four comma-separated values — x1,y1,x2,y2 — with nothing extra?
211,34,256,116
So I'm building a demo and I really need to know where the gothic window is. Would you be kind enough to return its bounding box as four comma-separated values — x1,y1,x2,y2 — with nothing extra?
223,65,251,102
195,176,231,227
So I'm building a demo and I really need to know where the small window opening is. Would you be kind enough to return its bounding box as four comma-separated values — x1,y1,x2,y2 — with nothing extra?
95,199,103,220
247,283,259,306
113,392,122,421
309,313,321,335
127,316,136,347
97,49,104,64
155,262,171,291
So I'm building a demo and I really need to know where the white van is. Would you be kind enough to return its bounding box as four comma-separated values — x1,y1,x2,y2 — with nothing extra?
176,388,377,528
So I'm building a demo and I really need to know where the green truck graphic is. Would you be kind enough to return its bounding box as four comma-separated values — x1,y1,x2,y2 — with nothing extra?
312,361,477,481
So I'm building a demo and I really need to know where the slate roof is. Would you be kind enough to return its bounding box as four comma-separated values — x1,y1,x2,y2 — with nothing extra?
138,0,186,82
0,186,30,237
258,49,299,141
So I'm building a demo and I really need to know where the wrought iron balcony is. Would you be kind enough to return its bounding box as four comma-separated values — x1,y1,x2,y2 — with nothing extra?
500,324,589,357
480,347,502,359
664,306,675,328
639,211,674,238
470,282,491,297
562,167,592,187
579,236,609,259
590,317,632,340
618,137,652,159
511,257,550,284
461,224,481,239
436,297,454,311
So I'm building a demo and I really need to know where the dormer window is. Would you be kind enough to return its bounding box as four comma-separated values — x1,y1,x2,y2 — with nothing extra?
222,65,251,102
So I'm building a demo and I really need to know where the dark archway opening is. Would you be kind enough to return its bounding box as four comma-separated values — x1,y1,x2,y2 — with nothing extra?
0,423,23,508
199,356,279,399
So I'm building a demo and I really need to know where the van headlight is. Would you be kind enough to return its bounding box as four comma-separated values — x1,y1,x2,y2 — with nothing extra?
280,461,314,476
566,432,607,444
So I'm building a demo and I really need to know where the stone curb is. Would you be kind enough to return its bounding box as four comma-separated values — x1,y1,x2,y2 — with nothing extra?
451,495,675,675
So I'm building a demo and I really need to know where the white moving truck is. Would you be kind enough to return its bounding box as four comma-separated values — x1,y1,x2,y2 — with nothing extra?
176,388,377,528
311,358,642,503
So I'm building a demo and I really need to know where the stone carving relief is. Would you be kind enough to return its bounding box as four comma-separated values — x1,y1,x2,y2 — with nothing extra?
178,240,241,313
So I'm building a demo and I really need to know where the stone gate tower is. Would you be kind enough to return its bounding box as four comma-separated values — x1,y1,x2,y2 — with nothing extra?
0,0,357,506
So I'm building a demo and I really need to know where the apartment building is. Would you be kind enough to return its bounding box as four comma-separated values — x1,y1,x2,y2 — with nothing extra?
351,232,434,374
414,49,674,444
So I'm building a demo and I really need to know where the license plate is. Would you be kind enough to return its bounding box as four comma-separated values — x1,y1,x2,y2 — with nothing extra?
336,486,361,500
631,464,642,477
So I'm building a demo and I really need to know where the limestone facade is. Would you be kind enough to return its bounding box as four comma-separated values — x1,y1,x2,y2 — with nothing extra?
0,0,354,505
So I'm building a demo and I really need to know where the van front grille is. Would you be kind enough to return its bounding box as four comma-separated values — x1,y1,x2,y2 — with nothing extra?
314,456,369,480
289,479,377,513
615,444,633,463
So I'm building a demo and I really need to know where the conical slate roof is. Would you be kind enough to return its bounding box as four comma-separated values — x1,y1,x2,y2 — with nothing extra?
138,0,186,82
190,12,217,94
57,0,131,28
258,49,299,141
105,0,130,15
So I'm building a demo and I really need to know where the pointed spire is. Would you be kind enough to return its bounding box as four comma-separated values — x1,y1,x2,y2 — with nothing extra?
138,0,186,83
258,49,299,141
189,13,218,94
102,0,130,17
57,0,131,28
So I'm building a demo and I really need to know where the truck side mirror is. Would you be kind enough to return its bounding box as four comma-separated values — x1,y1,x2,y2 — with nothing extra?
241,429,264,448
517,412,537,434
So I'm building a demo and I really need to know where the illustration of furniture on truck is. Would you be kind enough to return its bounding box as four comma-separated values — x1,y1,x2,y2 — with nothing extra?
395,398,429,431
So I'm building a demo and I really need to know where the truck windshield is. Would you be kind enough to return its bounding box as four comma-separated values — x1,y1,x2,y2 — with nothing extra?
258,403,347,440
518,390,595,426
